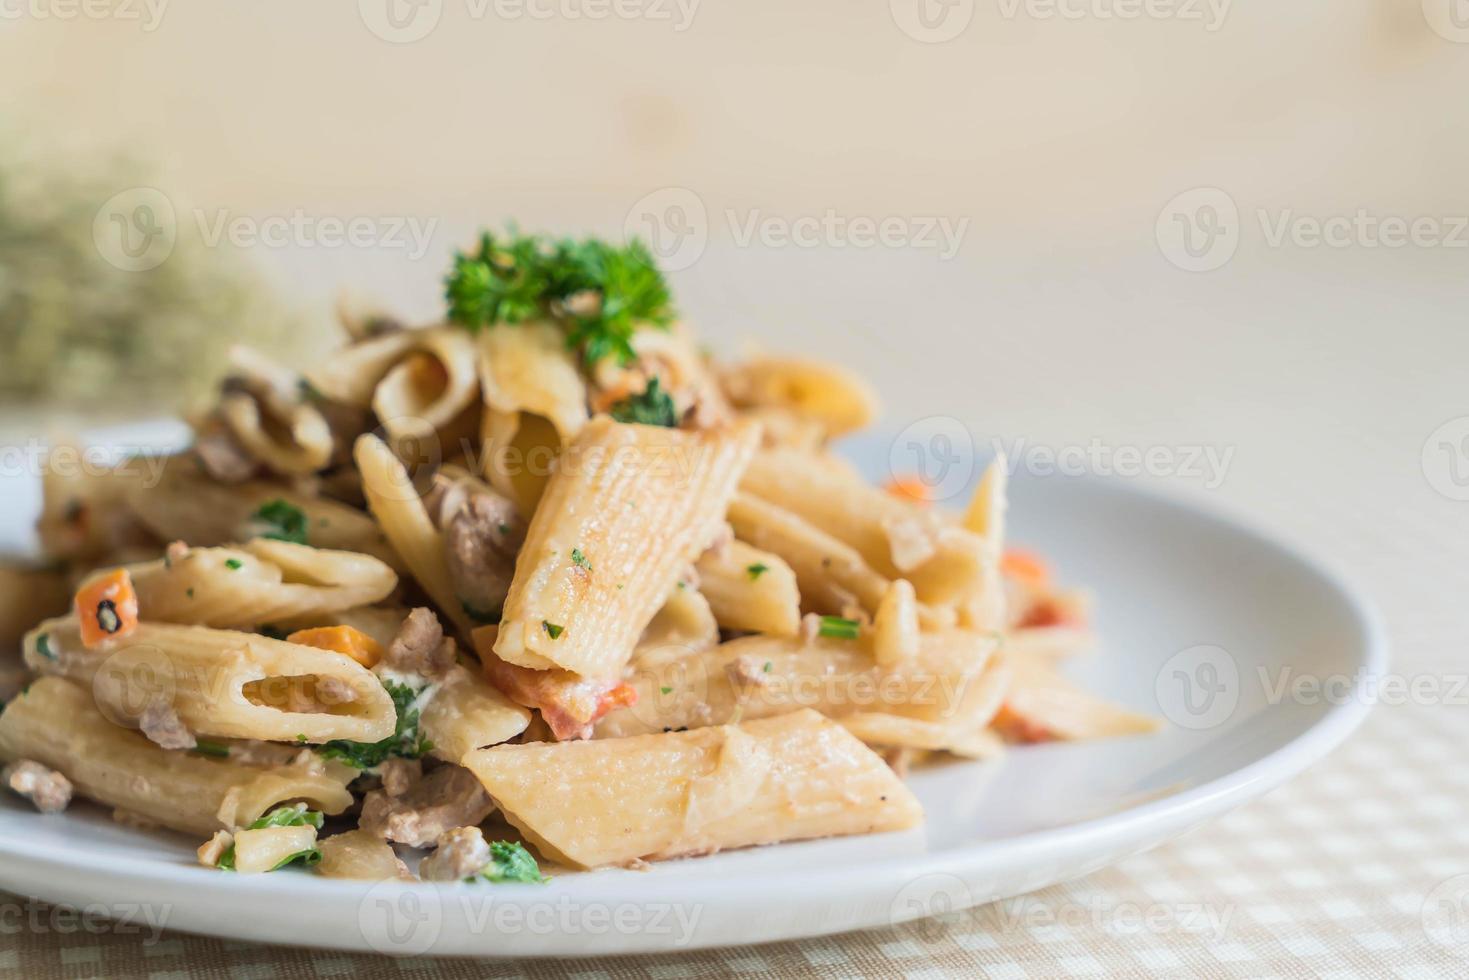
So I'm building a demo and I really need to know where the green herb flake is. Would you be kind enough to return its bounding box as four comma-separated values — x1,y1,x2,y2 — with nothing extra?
762,661,773,673
570,548,592,571
817,616,861,641
249,499,309,545
609,376,678,428
191,739,231,758
35,633,55,661
660,686,673,695
746,563,769,581
216,804,326,872
318,680,434,770
224,558,243,570
186,588,195,599
542,621,564,640
472,841,547,884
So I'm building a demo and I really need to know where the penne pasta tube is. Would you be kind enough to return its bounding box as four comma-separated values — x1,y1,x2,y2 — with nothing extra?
720,356,878,438
839,712,1006,760
958,453,1008,632
493,417,759,677
994,656,1161,743
694,540,801,637
871,579,920,666
22,618,397,744
124,540,397,630
317,830,410,880
0,677,355,836
465,709,922,868
355,433,473,637
727,492,888,615
418,664,533,764
637,586,721,659
219,346,335,476
370,327,481,454
595,629,1005,739
741,449,986,606
126,464,401,571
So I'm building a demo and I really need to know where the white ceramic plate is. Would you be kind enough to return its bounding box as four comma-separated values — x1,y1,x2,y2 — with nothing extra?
0,427,1386,957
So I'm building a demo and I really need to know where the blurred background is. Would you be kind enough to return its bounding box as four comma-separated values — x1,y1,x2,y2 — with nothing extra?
0,0,1466,635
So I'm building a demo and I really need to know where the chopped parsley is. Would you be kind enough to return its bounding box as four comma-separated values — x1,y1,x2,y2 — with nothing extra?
472,841,547,884
817,616,861,641
224,559,243,571
216,804,325,872
318,680,434,770
248,499,309,545
191,739,231,758
746,563,770,581
542,621,564,640
570,548,592,571
660,686,673,695
609,376,678,427
444,230,674,366
34,633,55,661
186,588,195,599
762,661,773,673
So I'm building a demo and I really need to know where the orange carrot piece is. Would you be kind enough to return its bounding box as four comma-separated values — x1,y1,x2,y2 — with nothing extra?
286,625,383,668
75,569,139,648
1001,548,1052,590
884,475,933,505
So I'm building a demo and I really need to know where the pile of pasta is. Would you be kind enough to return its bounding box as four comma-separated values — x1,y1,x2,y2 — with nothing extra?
0,267,1157,881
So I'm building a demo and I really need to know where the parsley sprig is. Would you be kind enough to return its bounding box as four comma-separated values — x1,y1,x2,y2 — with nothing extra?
472,841,548,884
445,230,674,365
609,376,678,427
216,804,324,872
318,680,433,770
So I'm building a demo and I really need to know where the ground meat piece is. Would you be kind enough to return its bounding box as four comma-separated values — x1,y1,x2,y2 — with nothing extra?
194,430,257,484
725,654,771,688
443,492,524,620
358,765,493,848
3,760,72,813
380,608,456,682
418,826,492,882
165,540,189,565
139,702,196,751
378,757,423,798
197,830,233,867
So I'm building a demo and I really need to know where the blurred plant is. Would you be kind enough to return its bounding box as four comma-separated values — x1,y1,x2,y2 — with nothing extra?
0,146,303,415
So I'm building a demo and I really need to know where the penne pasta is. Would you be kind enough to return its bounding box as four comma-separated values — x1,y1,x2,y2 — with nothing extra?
123,540,397,630
741,448,986,606
694,539,801,637
720,356,878,438
465,709,921,868
23,618,396,744
418,664,533,764
493,417,759,678
994,656,1161,743
0,678,355,836
370,327,481,456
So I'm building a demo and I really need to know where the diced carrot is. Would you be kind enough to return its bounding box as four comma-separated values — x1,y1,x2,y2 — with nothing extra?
285,625,383,668
75,569,139,648
1001,548,1052,590
884,475,933,505
593,682,638,719
991,703,1057,744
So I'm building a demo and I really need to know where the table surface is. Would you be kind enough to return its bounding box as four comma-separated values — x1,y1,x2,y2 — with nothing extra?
3,242,1467,978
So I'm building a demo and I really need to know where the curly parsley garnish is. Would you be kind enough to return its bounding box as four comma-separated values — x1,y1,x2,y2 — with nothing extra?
445,230,674,365
472,841,547,884
318,680,433,770
609,376,678,427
